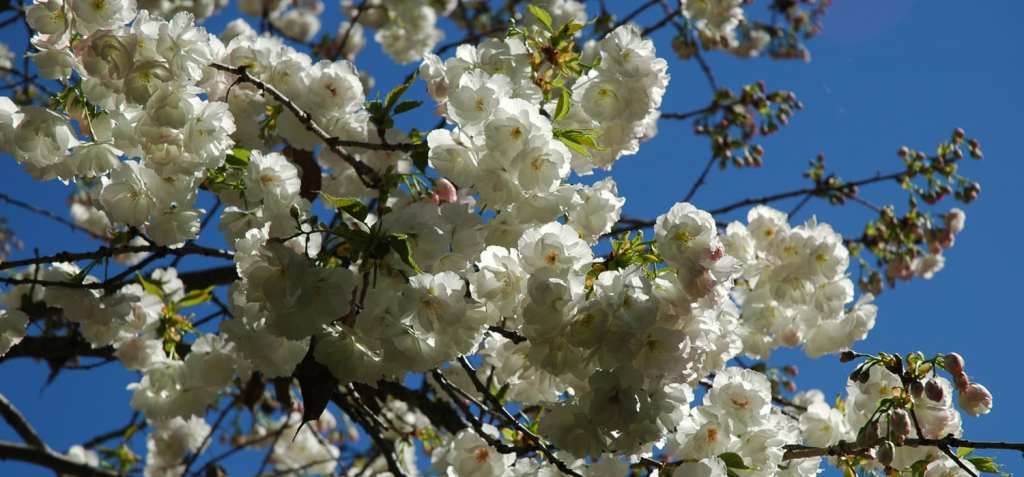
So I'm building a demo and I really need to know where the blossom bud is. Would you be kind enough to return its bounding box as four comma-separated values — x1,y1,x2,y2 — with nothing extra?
943,352,965,374
954,371,970,392
783,365,799,376
889,409,912,444
857,420,879,447
839,350,857,363
944,209,966,234
958,383,993,416
876,440,895,467
924,379,944,402
433,178,458,204
909,380,924,399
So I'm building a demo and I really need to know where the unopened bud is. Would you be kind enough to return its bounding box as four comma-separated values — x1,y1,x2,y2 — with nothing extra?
783,365,799,376
953,128,965,140
943,352,965,374
898,146,910,158
890,409,912,443
784,380,797,393
958,383,993,416
433,178,458,204
945,209,967,234
909,380,924,399
876,440,896,467
924,379,944,402
857,421,879,447
954,371,970,393
839,350,857,363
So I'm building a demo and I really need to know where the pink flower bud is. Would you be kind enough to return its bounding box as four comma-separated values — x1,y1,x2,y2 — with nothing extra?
890,409,912,443
924,379,944,402
909,380,924,399
958,383,993,416
943,352,965,374
434,178,458,204
954,371,970,393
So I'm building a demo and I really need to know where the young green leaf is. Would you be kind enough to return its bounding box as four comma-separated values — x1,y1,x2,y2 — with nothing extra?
321,192,370,222
554,87,571,121
387,233,421,273
527,4,553,31
718,452,750,470
385,72,418,112
176,286,214,309
394,100,423,115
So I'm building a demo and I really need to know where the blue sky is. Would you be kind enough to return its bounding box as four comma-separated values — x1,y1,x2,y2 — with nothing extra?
2,0,1023,475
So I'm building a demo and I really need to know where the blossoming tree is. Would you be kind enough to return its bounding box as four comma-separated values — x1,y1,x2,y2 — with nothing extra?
0,1,1012,476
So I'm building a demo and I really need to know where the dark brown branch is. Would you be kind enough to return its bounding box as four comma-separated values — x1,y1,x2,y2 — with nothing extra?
0,440,117,477
0,393,46,449
0,243,232,271
608,170,908,236
640,8,680,37
179,266,238,290
456,357,583,477
782,435,1024,463
0,192,100,238
682,156,717,203
332,388,406,477
606,0,660,34
210,63,405,188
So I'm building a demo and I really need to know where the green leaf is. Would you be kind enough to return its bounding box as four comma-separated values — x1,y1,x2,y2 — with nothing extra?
321,192,369,222
956,447,975,458
411,145,430,173
554,88,571,121
718,452,749,470
176,286,214,309
136,273,164,299
966,456,1000,474
393,100,423,115
225,148,251,168
527,4,553,31
387,233,421,273
385,72,418,112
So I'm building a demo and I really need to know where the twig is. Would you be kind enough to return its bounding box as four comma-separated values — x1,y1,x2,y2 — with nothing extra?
0,440,117,477
0,192,99,238
640,8,680,37
0,243,233,271
456,357,583,477
210,63,407,188
0,393,46,449
683,156,717,202
607,170,908,236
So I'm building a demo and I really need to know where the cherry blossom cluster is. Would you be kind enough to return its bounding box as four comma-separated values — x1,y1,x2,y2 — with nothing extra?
723,206,878,358
0,1,995,476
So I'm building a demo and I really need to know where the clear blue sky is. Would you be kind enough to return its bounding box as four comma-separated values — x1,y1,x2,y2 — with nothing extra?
1,0,1022,475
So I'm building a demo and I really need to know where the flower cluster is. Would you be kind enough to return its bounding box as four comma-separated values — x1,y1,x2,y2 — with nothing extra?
342,0,447,64
0,2,994,476
723,206,878,358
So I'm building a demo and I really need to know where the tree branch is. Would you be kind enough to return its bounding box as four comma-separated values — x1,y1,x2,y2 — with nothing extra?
782,435,1024,462
0,243,232,271
456,357,583,477
0,393,46,449
209,62,419,188
607,169,908,236
0,440,117,477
